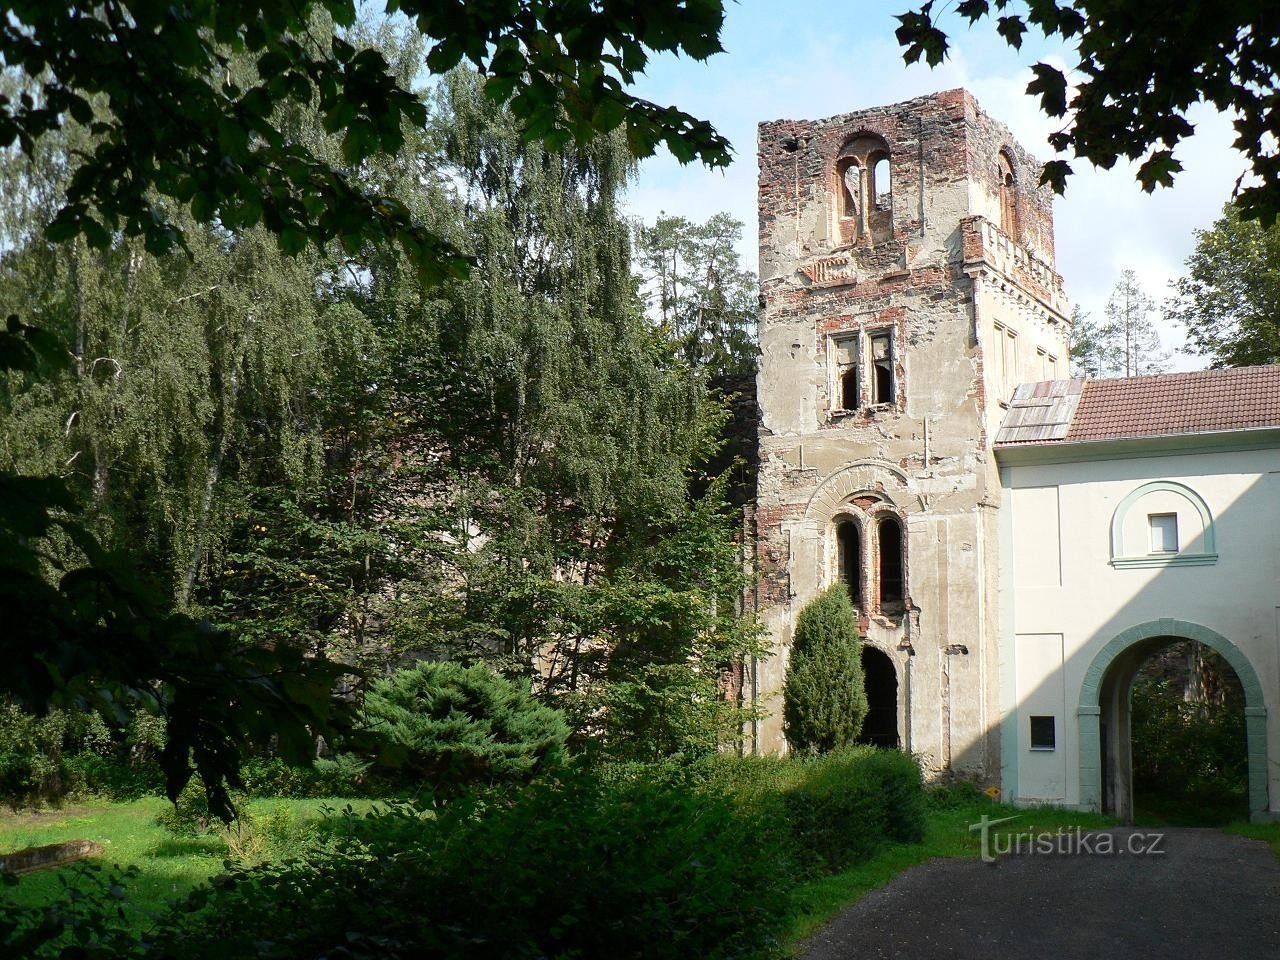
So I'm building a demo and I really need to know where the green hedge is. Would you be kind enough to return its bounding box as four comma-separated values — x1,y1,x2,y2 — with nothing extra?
3,748,927,959
694,746,926,876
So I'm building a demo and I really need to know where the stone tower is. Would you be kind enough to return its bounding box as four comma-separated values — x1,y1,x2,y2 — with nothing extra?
752,89,1070,779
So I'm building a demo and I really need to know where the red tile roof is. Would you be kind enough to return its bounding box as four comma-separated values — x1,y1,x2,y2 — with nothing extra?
995,365,1280,446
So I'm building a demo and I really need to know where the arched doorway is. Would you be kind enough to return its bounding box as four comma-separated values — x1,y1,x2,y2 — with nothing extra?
859,647,899,748
1078,620,1268,823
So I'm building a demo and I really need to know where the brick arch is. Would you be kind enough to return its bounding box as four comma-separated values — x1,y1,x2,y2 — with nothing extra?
804,460,925,523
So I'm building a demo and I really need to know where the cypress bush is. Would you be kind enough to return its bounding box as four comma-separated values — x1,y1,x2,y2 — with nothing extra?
782,586,868,753
361,661,570,793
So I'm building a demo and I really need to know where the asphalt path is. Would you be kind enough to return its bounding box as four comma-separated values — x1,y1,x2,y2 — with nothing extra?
799,828,1280,959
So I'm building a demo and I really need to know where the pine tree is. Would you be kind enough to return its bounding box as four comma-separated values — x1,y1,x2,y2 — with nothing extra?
1099,269,1171,377
783,586,868,754
1067,304,1108,378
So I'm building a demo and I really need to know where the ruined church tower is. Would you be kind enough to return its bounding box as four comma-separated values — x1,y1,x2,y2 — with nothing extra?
752,90,1070,779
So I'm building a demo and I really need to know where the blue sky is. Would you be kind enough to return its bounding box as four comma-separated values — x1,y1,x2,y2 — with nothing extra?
622,0,1245,371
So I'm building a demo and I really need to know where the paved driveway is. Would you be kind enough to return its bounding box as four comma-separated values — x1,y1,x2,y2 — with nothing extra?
799,828,1280,960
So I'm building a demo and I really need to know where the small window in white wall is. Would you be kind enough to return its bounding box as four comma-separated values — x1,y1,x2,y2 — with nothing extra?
1148,513,1178,553
1029,715,1056,751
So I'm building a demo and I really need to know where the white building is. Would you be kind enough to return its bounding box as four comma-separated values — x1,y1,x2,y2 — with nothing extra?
995,369,1280,820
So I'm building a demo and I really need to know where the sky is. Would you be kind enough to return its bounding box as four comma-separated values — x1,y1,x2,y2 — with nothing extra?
620,0,1246,372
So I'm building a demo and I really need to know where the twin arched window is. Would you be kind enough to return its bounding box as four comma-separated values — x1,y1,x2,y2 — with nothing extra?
836,134,892,244
835,510,906,610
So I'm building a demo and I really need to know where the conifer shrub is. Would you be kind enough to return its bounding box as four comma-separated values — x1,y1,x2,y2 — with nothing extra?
361,661,569,793
782,586,868,754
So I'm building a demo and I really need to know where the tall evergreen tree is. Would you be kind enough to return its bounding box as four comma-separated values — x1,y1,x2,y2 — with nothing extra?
783,586,868,754
634,213,758,377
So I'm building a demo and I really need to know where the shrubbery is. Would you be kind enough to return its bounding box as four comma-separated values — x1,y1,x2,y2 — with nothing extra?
0,701,164,807
360,660,570,793
3,747,929,959
782,586,868,754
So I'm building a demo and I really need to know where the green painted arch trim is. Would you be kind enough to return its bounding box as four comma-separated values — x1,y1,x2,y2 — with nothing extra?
1109,480,1216,564
1076,618,1269,819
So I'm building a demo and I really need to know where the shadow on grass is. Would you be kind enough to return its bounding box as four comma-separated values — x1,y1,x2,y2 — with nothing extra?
148,837,225,859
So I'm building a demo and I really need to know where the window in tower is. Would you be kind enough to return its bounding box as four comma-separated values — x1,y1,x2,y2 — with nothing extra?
870,331,895,405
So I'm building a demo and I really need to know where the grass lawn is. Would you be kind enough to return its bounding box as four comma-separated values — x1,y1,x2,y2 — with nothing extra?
1224,820,1280,858
781,794,1116,948
0,796,375,922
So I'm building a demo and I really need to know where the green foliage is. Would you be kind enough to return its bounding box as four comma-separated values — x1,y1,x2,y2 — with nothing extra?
1,1,731,274
896,2,1280,224
362,661,569,792
1167,202,1280,368
697,749,926,877
783,587,868,754
143,767,792,960
0,751,930,958
1131,676,1248,823
634,213,759,377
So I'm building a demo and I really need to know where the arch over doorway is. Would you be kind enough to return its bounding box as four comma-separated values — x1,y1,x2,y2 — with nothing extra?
1077,619,1268,821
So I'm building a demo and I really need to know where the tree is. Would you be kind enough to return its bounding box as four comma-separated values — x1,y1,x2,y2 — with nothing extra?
634,213,758,377
1098,270,1170,378
1166,203,1280,369
0,1,731,271
361,661,569,794
1067,304,1106,378
895,2,1280,224
782,586,867,754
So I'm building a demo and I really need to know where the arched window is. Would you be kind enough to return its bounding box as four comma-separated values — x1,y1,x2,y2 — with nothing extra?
997,151,1017,239
870,153,891,210
838,158,861,221
877,515,904,605
835,134,892,244
837,519,862,604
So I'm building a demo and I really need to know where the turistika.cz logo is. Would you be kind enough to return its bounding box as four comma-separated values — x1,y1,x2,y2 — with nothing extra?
968,815,1167,863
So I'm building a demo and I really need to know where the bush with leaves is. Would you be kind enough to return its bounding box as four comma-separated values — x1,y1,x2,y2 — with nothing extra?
361,661,569,793
145,766,791,960
782,586,868,754
1131,676,1248,821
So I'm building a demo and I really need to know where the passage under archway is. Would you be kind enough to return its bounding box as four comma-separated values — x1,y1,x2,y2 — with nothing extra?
1103,638,1248,824
859,646,899,748
1080,622,1266,824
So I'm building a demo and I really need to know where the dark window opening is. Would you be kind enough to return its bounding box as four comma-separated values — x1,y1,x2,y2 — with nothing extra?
837,520,861,604
871,332,894,404
840,367,859,410
1030,715,1056,751
878,515,903,605
859,647,900,748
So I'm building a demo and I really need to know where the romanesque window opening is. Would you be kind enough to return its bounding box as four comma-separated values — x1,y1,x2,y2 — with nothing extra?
838,158,861,222
870,331,894,404
837,519,862,603
878,514,904,605
835,134,892,244
997,151,1017,239
871,154,891,210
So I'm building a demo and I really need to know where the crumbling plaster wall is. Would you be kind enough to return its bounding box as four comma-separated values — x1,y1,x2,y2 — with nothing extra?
753,89,1068,781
